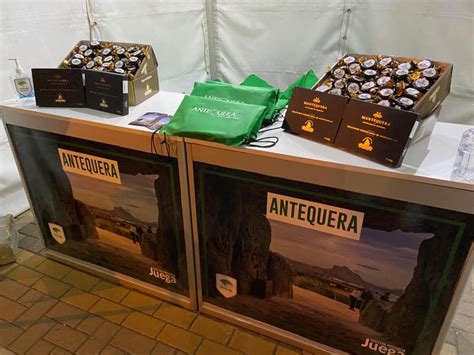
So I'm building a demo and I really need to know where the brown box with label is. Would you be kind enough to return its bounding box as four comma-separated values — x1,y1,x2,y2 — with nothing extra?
335,100,419,166
284,54,453,167
61,40,159,106
283,87,348,144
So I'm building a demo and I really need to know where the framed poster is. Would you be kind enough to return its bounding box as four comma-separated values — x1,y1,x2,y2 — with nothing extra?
8,125,190,297
194,162,473,355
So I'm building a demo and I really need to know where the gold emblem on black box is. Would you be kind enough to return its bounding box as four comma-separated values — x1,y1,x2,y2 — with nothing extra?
100,98,108,108
55,93,66,103
358,137,373,152
302,120,315,133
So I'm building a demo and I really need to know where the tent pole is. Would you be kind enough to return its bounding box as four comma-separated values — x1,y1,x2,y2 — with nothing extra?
204,0,218,80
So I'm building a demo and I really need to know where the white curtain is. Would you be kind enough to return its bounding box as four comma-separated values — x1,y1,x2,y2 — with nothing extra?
87,0,209,94
212,0,473,124
211,0,345,89
0,0,90,101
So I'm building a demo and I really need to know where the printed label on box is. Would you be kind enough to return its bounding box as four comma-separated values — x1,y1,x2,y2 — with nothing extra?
335,100,418,167
284,87,348,143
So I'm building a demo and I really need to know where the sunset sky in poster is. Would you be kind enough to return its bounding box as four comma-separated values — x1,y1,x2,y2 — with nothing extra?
270,220,433,290
67,172,159,224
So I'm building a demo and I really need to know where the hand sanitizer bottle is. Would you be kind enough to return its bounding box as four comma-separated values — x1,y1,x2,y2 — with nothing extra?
8,58,35,106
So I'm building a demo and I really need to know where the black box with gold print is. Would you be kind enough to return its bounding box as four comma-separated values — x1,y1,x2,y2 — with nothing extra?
335,101,418,167
283,87,348,143
85,70,128,115
32,69,86,107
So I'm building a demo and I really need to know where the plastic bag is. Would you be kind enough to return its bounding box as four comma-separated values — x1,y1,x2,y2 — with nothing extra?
0,215,19,265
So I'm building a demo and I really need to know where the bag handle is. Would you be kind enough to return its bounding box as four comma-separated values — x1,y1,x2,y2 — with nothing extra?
151,128,171,157
259,125,283,134
259,110,285,133
246,136,279,148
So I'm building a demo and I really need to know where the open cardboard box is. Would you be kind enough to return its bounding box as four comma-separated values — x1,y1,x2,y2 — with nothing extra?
32,40,159,115
284,54,453,168
60,40,160,107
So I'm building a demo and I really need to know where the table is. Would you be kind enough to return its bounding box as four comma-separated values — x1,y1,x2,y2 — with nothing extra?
185,120,473,354
2,92,472,352
1,92,197,310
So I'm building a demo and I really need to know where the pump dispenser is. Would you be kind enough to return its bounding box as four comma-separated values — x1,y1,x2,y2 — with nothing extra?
8,58,35,105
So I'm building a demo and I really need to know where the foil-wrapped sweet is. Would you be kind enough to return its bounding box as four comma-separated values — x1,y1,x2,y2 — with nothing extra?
61,40,148,78
314,55,442,110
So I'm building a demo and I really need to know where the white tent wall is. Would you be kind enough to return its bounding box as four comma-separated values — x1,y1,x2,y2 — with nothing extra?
0,0,90,216
211,0,473,124
0,123,28,216
88,0,209,94
0,0,90,102
210,0,345,89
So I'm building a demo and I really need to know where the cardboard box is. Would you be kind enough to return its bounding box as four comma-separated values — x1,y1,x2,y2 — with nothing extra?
32,68,86,107
129,68,160,106
284,54,453,168
411,104,440,145
32,40,159,114
84,70,128,115
61,40,159,106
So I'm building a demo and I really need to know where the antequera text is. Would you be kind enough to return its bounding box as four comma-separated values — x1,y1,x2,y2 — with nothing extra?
58,148,121,185
266,192,364,240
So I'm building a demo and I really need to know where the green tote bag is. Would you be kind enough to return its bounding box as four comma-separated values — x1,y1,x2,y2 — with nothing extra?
191,81,278,124
160,95,266,146
241,69,318,116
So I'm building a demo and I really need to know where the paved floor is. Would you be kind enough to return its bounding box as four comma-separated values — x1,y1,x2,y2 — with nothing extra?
0,211,472,355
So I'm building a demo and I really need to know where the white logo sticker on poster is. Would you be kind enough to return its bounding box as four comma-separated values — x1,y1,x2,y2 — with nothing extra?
48,223,66,244
58,148,121,184
266,192,364,240
216,273,237,299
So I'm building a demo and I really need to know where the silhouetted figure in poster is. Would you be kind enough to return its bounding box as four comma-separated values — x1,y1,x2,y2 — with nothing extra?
360,289,374,311
131,230,139,244
349,289,362,310
136,226,144,245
